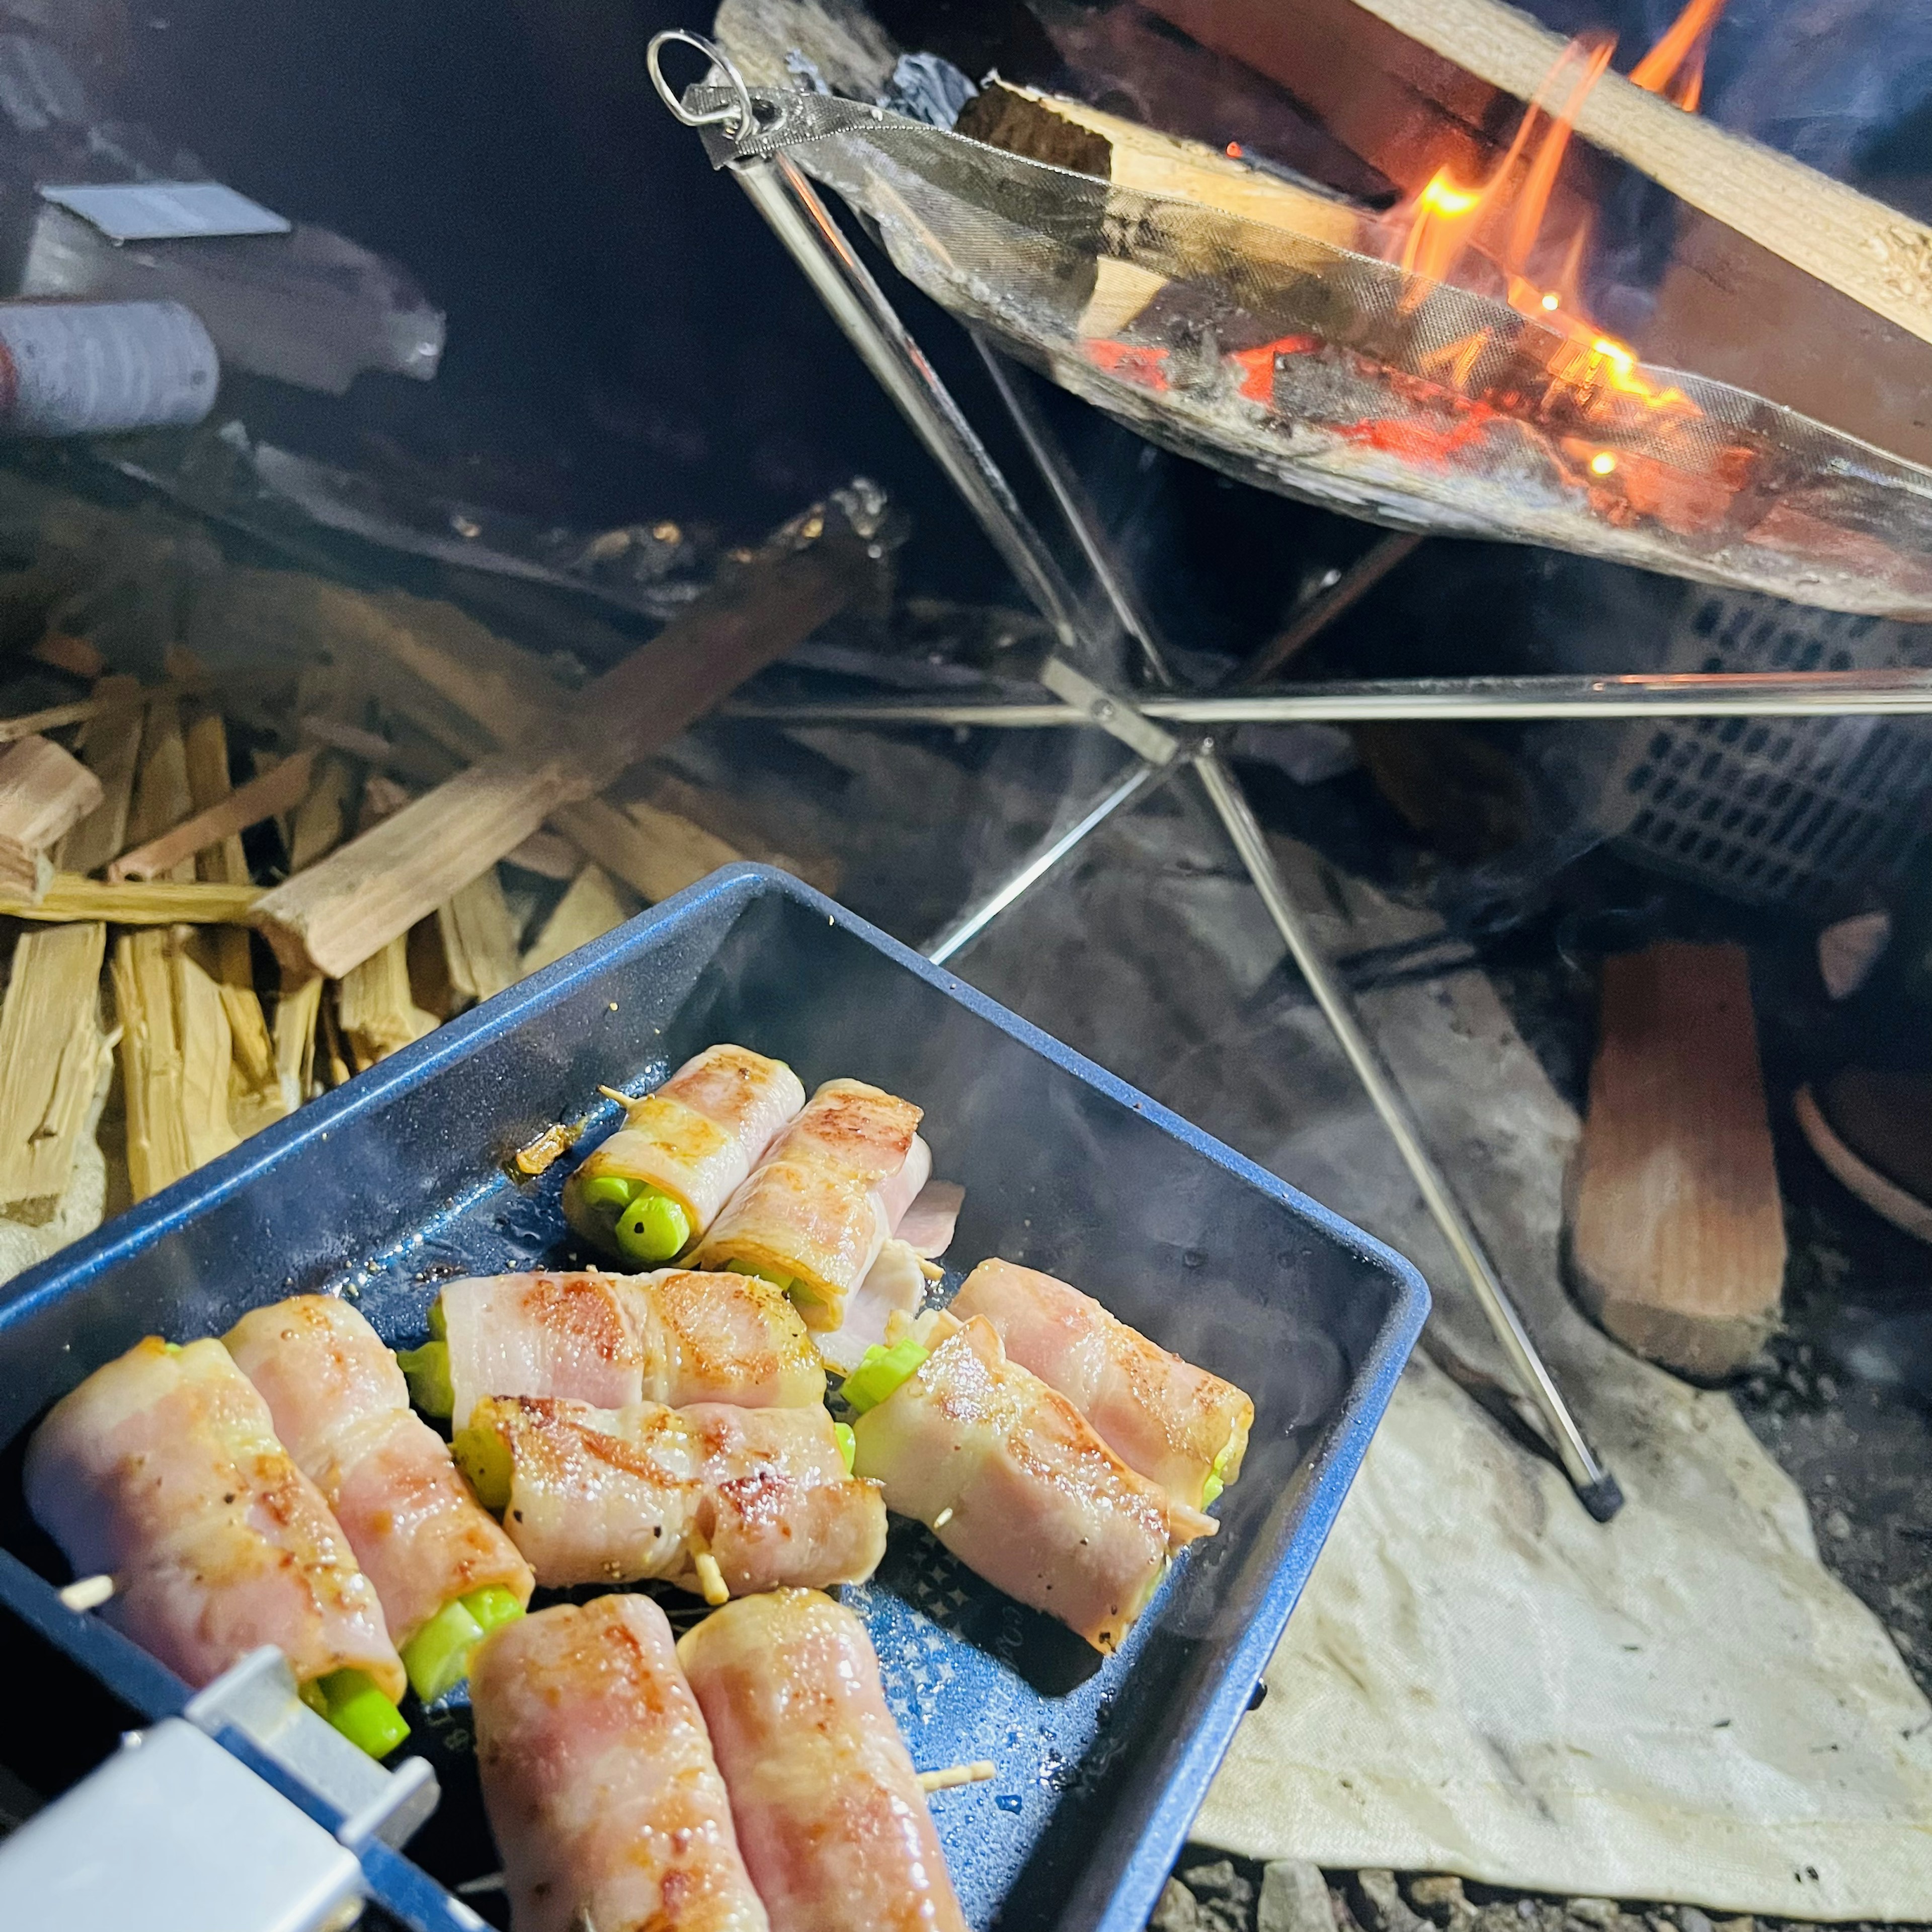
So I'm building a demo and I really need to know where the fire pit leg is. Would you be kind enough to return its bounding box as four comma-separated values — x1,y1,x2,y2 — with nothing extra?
713,109,1621,1517
924,758,1171,966
1193,748,1622,1516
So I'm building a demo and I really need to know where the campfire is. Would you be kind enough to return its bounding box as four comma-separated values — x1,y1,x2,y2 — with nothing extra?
711,0,1932,615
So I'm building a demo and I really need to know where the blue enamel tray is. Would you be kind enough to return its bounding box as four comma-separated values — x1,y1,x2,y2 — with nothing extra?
0,864,1427,1932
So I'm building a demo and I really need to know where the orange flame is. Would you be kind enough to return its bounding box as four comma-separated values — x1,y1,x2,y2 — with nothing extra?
1375,0,1727,429
1629,0,1726,112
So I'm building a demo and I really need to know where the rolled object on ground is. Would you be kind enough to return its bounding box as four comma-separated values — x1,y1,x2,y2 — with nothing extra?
424,1267,825,1430
691,1077,930,1336
851,1316,1216,1652
455,1394,887,1595
223,1296,534,1701
679,1589,968,1932
0,300,218,435
562,1045,806,1265
949,1258,1255,1511
472,1593,771,1932
22,1336,407,1739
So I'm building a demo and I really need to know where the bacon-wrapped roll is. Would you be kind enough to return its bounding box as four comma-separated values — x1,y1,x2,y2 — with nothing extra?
949,1260,1254,1511
473,1594,770,1932
24,1337,410,1753
850,1316,1216,1652
224,1296,534,1702
415,1268,825,1430
455,1394,886,1597
691,1078,931,1342
563,1044,806,1265
679,1590,967,1932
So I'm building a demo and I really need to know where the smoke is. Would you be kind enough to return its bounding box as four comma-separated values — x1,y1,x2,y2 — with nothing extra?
1521,0,1932,180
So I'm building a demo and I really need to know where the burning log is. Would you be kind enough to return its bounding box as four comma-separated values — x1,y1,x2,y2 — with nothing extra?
0,736,105,899
251,492,887,980
1347,0,1932,351
336,936,439,1072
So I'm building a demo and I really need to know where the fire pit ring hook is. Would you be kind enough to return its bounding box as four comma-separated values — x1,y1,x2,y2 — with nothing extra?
646,29,757,140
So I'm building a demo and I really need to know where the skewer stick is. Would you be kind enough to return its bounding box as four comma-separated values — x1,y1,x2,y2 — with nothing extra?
58,1573,116,1612
917,1760,996,1792
1347,0,1932,348
693,1551,730,1606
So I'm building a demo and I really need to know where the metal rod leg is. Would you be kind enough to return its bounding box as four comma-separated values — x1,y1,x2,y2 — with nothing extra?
926,759,1168,965
1192,748,1623,1517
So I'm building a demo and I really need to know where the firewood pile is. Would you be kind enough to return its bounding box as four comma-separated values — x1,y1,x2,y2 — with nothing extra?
0,467,881,1283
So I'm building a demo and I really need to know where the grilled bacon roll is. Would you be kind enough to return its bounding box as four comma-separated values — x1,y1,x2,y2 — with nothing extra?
434,1268,825,1430
24,1336,405,1701
691,1078,931,1338
679,1590,968,1932
224,1296,534,1697
473,1594,770,1932
563,1044,806,1265
949,1259,1254,1511
850,1317,1216,1652
456,1394,887,1596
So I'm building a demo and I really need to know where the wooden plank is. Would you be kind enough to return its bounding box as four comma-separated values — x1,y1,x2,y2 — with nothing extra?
521,863,637,976
336,935,439,1071
1346,0,1932,348
0,922,110,1221
57,675,144,875
111,927,238,1201
0,874,262,924
1566,942,1785,1377
109,747,316,881
0,736,105,899
251,508,877,979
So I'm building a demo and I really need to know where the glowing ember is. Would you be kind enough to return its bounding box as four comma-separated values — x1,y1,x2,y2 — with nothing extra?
1368,0,1730,434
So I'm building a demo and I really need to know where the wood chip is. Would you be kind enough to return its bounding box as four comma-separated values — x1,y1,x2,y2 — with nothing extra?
1567,942,1786,1377
0,874,262,924
109,746,316,883
520,863,637,976
287,755,357,873
251,511,878,979
111,927,238,1201
0,922,111,1222
432,867,522,1011
552,795,743,906
124,697,193,874
57,675,144,875
0,736,105,899
32,630,106,680
336,934,439,1072
273,975,324,1111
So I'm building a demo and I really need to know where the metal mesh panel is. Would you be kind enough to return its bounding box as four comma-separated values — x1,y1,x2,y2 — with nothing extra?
1596,594,1932,908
